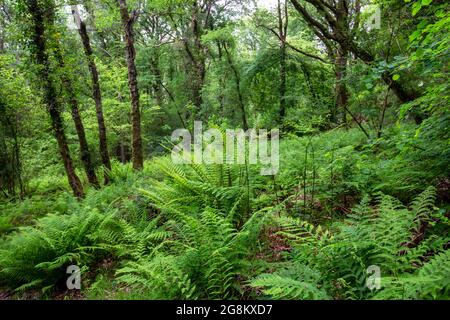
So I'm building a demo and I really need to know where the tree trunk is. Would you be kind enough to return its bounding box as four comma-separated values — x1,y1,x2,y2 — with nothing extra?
290,0,419,104
120,140,126,164
279,41,287,121
12,119,24,197
27,0,84,198
149,52,163,107
182,2,206,119
334,47,349,124
56,51,100,189
0,4,5,54
0,27,4,53
223,44,248,130
277,0,289,122
117,0,143,170
191,3,205,115
10,111,24,197
72,5,112,184
0,103,15,197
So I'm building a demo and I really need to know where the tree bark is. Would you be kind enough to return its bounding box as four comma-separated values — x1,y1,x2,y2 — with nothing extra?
117,0,143,170
179,1,207,120
27,0,84,198
223,44,248,130
149,52,163,107
334,47,349,124
12,116,24,197
277,0,288,121
72,5,112,184
190,2,206,116
55,49,100,189
279,42,287,120
0,102,24,197
120,140,126,164
0,24,4,53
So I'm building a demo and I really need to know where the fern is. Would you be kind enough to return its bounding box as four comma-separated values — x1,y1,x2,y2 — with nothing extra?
116,207,268,299
137,157,258,226
250,269,329,300
0,208,126,291
248,187,447,300
374,249,450,300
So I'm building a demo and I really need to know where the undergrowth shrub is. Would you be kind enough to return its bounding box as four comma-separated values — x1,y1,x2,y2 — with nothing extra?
116,207,270,299
0,206,126,292
137,157,266,226
0,194,75,235
0,128,448,301
249,187,450,300
277,125,450,220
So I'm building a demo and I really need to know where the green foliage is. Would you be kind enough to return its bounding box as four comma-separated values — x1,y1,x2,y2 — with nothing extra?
249,187,449,300
0,193,74,234
0,175,153,292
0,151,448,300
249,265,330,300
0,208,122,291
137,157,260,225
0,0,448,302
116,200,270,299
375,248,450,300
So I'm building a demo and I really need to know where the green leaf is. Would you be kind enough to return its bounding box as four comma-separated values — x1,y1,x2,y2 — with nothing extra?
393,74,400,81
365,82,374,90
412,2,422,16
421,0,432,5
409,30,420,42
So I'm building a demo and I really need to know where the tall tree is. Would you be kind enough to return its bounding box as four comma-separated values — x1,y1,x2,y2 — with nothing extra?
55,48,100,188
72,5,112,184
277,0,288,121
222,41,248,130
255,1,327,123
137,13,169,113
0,2,23,198
0,1,7,53
333,0,350,124
186,1,207,116
117,0,143,170
0,101,23,198
165,0,237,122
165,1,207,120
26,0,84,198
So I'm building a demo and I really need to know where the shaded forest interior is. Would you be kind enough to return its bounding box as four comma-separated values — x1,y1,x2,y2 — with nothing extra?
0,0,449,300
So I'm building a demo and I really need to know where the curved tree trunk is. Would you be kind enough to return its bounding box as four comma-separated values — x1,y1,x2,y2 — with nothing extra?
290,0,419,105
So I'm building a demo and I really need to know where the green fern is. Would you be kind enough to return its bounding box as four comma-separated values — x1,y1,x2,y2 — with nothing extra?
248,187,447,300
249,264,330,300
